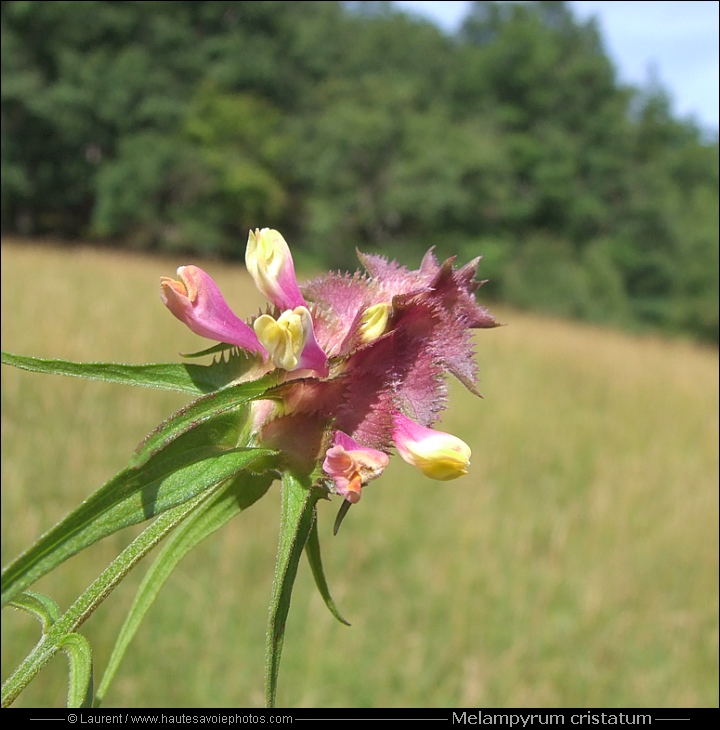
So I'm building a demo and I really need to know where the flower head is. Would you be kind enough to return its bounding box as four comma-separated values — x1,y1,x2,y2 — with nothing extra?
298,247,496,452
162,231,497,506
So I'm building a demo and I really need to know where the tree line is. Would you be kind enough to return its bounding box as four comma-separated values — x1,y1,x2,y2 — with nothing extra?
2,1,717,341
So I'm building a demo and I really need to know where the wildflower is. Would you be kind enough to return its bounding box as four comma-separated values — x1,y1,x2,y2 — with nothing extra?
162,231,497,504
322,431,389,504
162,231,328,374
254,306,329,375
392,412,471,480
160,266,265,356
245,228,305,311
357,302,392,344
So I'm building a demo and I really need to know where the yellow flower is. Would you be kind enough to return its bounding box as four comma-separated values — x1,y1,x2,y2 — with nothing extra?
245,228,305,311
357,303,392,344
392,413,471,480
254,306,327,374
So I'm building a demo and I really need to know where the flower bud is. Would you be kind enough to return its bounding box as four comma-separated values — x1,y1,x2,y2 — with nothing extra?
357,302,392,344
392,412,471,480
322,431,389,503
160,266,265,355
245,228,305,311
253,306,328,375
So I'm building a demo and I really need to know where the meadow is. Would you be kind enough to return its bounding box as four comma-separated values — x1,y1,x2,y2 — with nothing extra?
1,240,717,708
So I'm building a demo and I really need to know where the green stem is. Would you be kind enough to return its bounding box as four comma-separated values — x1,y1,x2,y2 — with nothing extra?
265,474,322,708
1,489,213,708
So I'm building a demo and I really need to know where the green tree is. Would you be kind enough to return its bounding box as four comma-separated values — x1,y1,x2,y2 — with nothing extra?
1,0,717,340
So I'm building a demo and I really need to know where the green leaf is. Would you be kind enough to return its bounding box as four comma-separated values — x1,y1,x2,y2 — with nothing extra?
1,350,265,395
2,489,216,708
2,374,279,607
1,440,277,608
305,519,350,626
96,471,274,705
60,633,94,709
8,593,94,708
130,373,278,468
180,343,236,359
8,591,61,633
265,473,322,708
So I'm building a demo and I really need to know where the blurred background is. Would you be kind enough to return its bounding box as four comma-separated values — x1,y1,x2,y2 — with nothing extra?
1,0,718,709
1,0,718,340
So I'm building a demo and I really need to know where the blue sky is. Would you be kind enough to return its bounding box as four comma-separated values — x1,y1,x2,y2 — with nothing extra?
393,1,719,135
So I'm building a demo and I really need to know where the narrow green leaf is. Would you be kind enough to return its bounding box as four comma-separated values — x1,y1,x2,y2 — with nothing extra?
96,471,274,705
2,375,278,608
9,592,94,708
333,499,352,535
180,343,236,359
130,372,277,467
1,488,215,708
60,634,94,709
305,519,350,626
1,350,264,395
8,591,61,633
1,443,276,607
265,473,322,708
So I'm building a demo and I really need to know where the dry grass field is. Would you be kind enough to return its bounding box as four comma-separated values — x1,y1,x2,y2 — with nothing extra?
1,239,718,708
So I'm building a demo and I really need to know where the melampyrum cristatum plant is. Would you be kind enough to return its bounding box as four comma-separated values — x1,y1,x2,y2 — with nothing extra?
1,229,497,708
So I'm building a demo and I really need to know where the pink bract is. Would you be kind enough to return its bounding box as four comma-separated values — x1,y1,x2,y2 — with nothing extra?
162,232,497,503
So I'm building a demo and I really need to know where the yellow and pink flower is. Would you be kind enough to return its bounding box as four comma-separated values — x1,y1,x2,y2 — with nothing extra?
162,229,497,504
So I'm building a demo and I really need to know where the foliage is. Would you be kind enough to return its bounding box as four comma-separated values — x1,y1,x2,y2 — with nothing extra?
1,0,717,341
